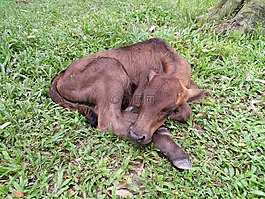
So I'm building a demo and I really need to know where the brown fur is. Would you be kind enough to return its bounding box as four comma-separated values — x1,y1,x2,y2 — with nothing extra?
50,38,209,144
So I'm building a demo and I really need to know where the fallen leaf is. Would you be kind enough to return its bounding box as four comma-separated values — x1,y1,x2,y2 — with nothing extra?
0,122,11,129
154,156,162,163
14,191,23,198
195,112,205,117
246,73,251,81
250,103,260,117
155,156,162,160
175,136,184,139
205,157,214,163
67,187,73,194
201,48,210,52
237,142,246,147
192,156,198,162
201,47,216,52
107,180,127,191
11,58,17,65
250,99,264,117
116,180,127,190
221,75,232,81
116,189,133,197
136,163,144,176
27,35,36,39
251,100,265,105
149,25,156,33
174,32,182,38
16,0,29,4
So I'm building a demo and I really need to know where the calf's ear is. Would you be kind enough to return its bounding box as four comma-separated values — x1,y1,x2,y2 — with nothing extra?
177,81,210,104
148,70,158,82
186,89,210,102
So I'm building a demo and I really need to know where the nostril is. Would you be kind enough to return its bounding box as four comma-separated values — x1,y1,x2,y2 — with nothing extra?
129,130,145,142
138,135,145,142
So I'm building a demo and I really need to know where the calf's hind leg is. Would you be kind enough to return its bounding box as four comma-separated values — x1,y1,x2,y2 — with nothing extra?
169,102,192,123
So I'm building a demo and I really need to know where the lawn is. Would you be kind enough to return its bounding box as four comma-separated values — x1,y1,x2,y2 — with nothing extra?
0,0,264,198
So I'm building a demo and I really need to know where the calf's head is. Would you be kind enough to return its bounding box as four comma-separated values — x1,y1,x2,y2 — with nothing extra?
128,71,209,145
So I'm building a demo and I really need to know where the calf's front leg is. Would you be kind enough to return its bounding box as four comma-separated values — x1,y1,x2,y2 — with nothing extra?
152,128,192,170
97,106,132,138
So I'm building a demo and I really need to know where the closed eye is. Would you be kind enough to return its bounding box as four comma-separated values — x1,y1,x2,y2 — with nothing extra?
161,107,176,115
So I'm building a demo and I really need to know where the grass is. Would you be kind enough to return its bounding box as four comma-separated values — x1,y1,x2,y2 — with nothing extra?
0,0,264,198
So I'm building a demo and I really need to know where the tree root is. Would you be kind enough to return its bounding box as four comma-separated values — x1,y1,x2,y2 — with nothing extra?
204,0,265,34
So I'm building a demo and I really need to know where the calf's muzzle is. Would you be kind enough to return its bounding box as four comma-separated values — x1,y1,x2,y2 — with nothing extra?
128,125,151,145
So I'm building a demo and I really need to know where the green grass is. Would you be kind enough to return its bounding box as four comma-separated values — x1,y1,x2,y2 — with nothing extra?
1,0,264,198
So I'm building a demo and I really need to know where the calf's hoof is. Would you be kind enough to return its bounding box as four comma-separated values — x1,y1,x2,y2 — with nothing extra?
153,129,192,170
173,158,192,170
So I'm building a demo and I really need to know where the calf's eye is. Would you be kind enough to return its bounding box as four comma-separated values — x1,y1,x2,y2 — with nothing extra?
161,109,175,115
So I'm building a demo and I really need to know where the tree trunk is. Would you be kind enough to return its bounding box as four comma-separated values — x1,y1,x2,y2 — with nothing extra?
206,0,265,34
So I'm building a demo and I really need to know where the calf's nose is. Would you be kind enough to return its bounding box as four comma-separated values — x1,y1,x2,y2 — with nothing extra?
129,129,145,143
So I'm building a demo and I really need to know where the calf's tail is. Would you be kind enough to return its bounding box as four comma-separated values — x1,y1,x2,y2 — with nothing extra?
49,71,98,127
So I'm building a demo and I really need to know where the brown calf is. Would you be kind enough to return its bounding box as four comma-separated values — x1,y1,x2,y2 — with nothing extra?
50,38,209,168
50,38,208,143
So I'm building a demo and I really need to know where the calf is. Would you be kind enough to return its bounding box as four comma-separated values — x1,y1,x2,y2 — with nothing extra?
50,38,209,168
